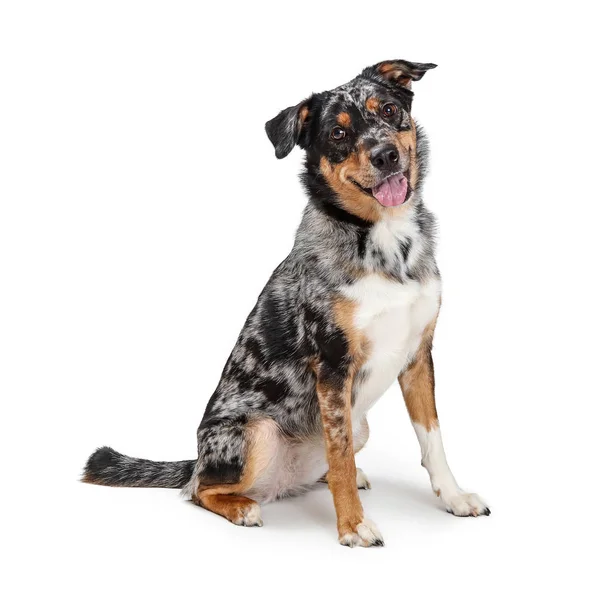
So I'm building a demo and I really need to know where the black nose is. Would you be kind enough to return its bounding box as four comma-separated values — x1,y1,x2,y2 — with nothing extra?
370,144,399,171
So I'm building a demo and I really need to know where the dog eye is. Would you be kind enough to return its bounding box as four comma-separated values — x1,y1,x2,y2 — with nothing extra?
381,103,397,118
330,126,346,141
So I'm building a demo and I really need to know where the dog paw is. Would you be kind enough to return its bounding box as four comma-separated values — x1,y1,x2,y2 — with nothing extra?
356,468,371,490
442,492,490,517
339,518,384,548
232,503,263,527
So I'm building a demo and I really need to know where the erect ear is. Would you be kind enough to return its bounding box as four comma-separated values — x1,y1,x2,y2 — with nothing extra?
265,97,312,159
362,59,437,90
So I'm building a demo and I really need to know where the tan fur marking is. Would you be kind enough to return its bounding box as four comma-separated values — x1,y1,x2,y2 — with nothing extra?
337,112,351,127
399,315,439,431
378,63,412,89
365,97,379,112
199,493,259,524
395,118,419,190
320,155,382,223
332,297,370,368
378,63,396,75
192,419,278,521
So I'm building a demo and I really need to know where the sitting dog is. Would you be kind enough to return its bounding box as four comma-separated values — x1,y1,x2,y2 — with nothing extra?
83,59,490,547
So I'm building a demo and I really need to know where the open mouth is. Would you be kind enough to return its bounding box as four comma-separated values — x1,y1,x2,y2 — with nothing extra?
352,171,412,207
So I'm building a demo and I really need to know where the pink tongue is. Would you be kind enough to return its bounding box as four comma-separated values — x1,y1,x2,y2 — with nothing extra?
372,174,408,207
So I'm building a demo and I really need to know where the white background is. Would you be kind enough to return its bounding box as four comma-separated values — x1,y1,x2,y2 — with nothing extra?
1,1,599,598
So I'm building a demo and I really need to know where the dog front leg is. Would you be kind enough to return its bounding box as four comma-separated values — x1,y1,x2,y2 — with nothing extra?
399,321,490,517
315,366,383,547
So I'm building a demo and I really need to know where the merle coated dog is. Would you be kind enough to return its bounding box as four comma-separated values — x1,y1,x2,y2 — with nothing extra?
83,59,490,547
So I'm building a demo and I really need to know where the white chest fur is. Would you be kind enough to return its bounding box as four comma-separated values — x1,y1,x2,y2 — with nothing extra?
341,274,441,425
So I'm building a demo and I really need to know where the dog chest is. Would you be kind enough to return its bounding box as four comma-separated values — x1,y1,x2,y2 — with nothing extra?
342,274,441,420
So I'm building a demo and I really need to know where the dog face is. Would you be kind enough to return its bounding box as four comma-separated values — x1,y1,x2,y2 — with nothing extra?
266,60,436,223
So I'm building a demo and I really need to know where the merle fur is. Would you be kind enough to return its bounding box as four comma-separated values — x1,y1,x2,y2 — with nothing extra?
83,59,438,493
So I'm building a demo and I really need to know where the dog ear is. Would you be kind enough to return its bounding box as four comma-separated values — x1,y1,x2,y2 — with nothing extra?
265,97,312,159
363,60,437,90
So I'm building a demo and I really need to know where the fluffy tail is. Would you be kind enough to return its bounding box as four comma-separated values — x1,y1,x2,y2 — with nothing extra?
82,446,195,488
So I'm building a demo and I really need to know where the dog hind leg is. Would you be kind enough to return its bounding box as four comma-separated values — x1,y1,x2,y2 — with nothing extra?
186,417,279,527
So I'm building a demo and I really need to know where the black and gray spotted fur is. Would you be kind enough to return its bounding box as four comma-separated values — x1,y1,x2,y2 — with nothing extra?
83,59,438,496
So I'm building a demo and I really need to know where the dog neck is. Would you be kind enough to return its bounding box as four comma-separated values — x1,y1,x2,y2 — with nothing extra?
293,195,437,285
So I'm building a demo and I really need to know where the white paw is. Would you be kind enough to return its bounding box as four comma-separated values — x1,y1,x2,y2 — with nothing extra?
339,518,384,548
442,491,490,517
232,503,263,527
356,468,371,490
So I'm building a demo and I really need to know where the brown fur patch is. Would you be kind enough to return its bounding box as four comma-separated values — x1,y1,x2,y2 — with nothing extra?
365,97,379,112
199,493,260,524
319,155,382,223
332,298,370,373
337,112,351,127
378,63,396,75
399,314,440,430
395,117,419,190
378,62,412,88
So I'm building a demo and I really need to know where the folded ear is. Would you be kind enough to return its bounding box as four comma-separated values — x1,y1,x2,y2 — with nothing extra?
362,59,437,90
265,97,312,159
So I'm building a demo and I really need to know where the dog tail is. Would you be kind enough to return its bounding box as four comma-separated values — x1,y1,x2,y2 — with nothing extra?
82,446,195,488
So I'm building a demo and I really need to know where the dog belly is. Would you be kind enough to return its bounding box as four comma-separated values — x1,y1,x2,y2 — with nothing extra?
247,420,369,504
246,434,327,503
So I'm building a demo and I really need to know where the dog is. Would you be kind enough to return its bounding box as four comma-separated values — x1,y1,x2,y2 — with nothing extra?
83,59,490,547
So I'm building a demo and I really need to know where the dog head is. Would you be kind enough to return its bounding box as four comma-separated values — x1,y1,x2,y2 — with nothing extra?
265,59,436,224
